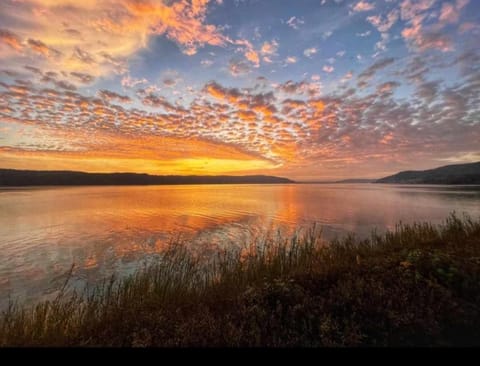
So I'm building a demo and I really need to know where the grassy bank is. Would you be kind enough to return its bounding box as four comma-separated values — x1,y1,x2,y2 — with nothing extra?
1,213,480,347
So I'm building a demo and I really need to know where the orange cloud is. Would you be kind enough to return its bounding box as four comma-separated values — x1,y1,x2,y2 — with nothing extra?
352,1,375,12
2,62,479,180
204,81,242,104
235,39,260,67
0,0,226,77
0,121,278,175
27,39,61,58
285,56,297,64
309,99,325,114
261,40,278,55
245,49,260,67
0,28,22,51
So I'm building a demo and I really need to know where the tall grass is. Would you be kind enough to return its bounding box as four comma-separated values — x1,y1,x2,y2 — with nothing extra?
1,213,480,347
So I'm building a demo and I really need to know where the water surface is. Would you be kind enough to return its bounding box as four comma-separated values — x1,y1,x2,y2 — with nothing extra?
1,183,479,307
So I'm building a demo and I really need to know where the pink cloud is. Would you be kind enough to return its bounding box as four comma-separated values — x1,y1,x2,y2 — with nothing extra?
439,0,470,25
458,22,479,33
353,1,375,12
439,3,459,24
323,65,334,73
367,9,399,33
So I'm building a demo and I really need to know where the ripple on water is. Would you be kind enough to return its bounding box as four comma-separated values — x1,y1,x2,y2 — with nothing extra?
1,184,479,308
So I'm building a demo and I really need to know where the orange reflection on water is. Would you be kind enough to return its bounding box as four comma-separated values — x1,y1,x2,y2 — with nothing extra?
1,184,480,308
0,185,302,283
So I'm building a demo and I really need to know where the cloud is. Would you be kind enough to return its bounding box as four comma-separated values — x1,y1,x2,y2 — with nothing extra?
261,40,278,55
201,59,214,67
357,57,395,86
0,0,227,77
376,81,400,94
356,30,371,37
415,32,454,52
340,71,354,83
97,89,132,104
245,49,260,67
438,151,480,163
439,0,469,25
0,28,22,51
352,1,375,12
303,47,318,58
415,80,441,104
402,23,454,53
121,75,148,89
323,65,334,73
277,81,308,94
367,9,399,33
21,66,78,90
203,81,242,103
285,56,297,64
51,79,77,91
116,0,226,56
1,0,478,179
2,57,480,179
286,16,305,30
235,39,260,67
229,59,251,76
399,0,436,22
399,0,461,53
375,33,390,52
439,3,459,24
71,47,95,64
23,66,42,75
63,28,83,38
27,39,62,58
140,94,177,112
70,72,95,84
163,78,177,87
98,52,128,75
322,30,333,40
458,22,479,34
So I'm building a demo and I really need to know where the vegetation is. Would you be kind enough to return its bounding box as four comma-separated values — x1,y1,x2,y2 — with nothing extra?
1,213,480,347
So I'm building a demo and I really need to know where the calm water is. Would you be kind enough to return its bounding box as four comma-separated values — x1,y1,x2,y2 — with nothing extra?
1,183,480,307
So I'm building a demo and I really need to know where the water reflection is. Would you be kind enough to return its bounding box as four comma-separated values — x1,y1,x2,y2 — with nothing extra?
0,183,479,307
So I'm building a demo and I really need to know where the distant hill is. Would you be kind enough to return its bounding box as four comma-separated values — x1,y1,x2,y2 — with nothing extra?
0,169,294,186
334,179,376,183
376,162,480,184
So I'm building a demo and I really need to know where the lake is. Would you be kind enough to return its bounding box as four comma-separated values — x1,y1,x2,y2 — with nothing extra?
1,183,480,308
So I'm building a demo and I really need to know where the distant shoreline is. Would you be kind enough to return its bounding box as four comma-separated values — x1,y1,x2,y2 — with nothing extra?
375,161,480,185
1,160,479,186
0,169,294,186
0,183,299,188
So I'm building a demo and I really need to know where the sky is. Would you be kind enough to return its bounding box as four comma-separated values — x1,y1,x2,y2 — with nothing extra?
0,0,479,180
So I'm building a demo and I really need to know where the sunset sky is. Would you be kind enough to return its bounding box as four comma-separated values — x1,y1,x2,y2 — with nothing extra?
0,0,479,180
